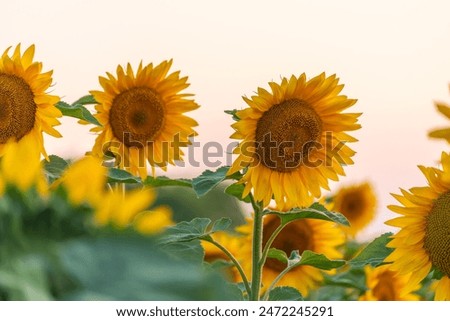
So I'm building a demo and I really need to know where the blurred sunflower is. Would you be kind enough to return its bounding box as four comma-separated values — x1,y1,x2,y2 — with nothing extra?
0,134,47,195
55,156,173,234
359,265,420,301
90,60,198,178
201,232,243,281
386,152,450,300
237,215,345,296
0,44,61,159
331,182,377,236
229,73,360,208
429,85,450,143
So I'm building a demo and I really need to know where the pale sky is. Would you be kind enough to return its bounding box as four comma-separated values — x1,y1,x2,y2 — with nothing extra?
2,0,450,239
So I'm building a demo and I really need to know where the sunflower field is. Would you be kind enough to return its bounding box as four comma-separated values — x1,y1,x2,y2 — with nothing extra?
0,43,449,302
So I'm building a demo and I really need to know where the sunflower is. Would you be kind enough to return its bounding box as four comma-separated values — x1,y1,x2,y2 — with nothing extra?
429,85,450,143
331,182,377,236
55,156,171,234
236,215,345,296
0,44,61,159
386,152,450,301
90,60,198,178
0,134,47,195
229,73,360,208
359,265,420,301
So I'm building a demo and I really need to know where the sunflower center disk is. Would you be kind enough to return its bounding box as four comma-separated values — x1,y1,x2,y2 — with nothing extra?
341,194,364,220
0,73,37,143
109,87,164,147
262,217,313,272
424,191,450,277
255,99,322,172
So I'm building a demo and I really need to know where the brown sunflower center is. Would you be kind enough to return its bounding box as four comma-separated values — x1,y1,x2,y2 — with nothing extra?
263,216,314,272
109,87,164,147
424,191,450,277
340,192,364,220
0,73,37,143
372,270,397,300
255,99,322,172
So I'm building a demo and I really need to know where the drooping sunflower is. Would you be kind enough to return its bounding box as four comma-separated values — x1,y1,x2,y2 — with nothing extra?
236,215,345,296
359,265,420,301
386,152,450,301
429,85,450,143
331,182,377,236
90,60,199,178
0,44,61,158
229,73,360,208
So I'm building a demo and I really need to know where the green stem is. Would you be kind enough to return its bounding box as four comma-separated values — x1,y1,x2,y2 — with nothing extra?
249,193,263,301
260,223,284,267
262,263,298,301
203,238,251,297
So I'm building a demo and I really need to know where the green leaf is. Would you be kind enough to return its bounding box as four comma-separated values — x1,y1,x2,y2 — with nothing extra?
267,248,288,264
350,233,394,268
107,168,141,184
268,202,350,227
144,176,192,188
160,217,231,244
210,217,232,233
268,286,303,301
42,155,69,183
192,167,241,197
225,183,251,203
161,240,204,264
59,236,237,300
72,95,97,105
55,101,100,126
224,109,240,121
298,250,346,270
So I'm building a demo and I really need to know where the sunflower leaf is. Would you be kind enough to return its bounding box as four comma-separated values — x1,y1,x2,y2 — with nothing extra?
55,101,100,126
224,109,240,121
268,286,304,301
267,248,288,264
192,167,242,197
107,168,141,184
350,233,394,268
42,155,69,183
72,95,97,105
297,250,345,270
224,183,251,203
144,176,192,188
267,202,350,226
160,217,231,244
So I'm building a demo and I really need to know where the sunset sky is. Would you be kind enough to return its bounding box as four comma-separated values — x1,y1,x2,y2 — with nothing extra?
2,0,450,239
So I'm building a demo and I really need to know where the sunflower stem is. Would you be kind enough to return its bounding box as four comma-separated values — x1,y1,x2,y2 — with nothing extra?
249,193,263,301
203,238,251,298
262,263,298,301
260,223,284,267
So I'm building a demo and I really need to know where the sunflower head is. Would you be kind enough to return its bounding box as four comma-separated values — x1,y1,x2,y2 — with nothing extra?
359,265,420,301
386,152,450,301
429,84,450,144
0,44,61,159
229,73,360,208
0,134,47,195
237,215,345,296
90,60,199,178
332,182,377,237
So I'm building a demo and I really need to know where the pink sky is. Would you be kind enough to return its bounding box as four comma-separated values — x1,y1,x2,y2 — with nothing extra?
2,0,450,239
